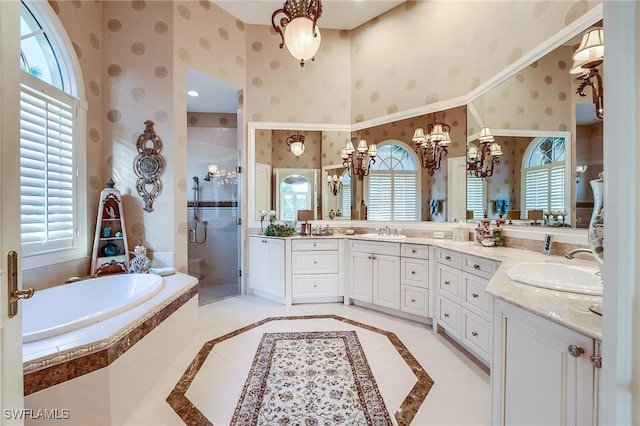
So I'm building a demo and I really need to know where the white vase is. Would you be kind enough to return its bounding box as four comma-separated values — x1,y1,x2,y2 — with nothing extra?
588,177,604,264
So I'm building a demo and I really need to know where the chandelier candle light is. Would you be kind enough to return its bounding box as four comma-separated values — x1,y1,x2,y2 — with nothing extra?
467,127,502,178
272,0,323,67
412,113,451,176
327,174,342,195
570,27,604,119
342,138,377,180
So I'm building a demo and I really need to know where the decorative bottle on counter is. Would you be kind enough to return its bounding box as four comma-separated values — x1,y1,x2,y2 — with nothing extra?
129,243,152,274
588,174,604,263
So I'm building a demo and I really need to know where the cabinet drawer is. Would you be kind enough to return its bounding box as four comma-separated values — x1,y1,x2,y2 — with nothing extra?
437,263,462,301
292,274,339,298
401,258,429,288
350,240,400,256
438,296,461,338
292,238,338,251
463,272,492,320
462,310,491,361
401,285,429,317
291,251,338,274
462,254,497,280
401,243,429,259
436,248,462,268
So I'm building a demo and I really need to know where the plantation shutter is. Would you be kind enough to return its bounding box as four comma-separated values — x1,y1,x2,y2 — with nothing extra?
392,172,417,220
340,182,351,215
368,173,392,220
524,168,550,211
466,175,485,219
20,82,76,255
550,165,565,211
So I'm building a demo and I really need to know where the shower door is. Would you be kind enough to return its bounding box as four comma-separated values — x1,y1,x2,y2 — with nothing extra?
187,127,240,305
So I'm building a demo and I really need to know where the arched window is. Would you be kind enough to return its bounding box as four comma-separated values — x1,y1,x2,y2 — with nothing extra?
280,175,312,221
339,170,351,215
522,137,566,213
366,142,419,221
20,1,87,267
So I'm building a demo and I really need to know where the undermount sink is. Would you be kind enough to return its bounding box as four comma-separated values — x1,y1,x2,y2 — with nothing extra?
360,233,407,240
506,262,602,296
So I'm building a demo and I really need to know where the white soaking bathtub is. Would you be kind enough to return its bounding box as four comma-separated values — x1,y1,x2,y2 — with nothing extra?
22,273,164,343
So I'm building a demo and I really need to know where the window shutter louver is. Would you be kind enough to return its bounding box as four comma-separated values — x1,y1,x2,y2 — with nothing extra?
550,165,565,211
20,83,76,254
392,172,417,220
368,173,392,220
466,175,485,219
340,182,351,214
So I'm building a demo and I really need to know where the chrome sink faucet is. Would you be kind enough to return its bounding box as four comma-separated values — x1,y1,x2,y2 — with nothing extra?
565,248,597,260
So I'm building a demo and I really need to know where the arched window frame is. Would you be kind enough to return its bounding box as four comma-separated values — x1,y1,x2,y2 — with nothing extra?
20,0,88,269
521,135,570,217
365,140,421,221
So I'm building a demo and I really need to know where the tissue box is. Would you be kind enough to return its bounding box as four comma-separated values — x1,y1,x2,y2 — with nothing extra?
453,226,468,241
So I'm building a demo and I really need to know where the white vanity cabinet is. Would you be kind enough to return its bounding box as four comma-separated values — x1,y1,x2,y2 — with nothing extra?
290,238,340,302
492,299,599,426
348,241,400,310
400,243,429,317
248,236,285,301
435,247,497,364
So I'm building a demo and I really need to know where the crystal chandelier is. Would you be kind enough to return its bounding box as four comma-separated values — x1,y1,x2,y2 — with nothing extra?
327,173,342,195
570,27,604,119
467,127,502,178
412,113,451,176
286,131,305,157
272,0,323,67
342,138,377,180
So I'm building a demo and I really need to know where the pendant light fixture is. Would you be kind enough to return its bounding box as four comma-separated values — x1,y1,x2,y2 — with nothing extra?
272,0,323,67
286,131,305,157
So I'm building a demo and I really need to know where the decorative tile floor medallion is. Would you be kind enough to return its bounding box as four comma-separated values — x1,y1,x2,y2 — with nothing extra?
167,315,434,425
230,331,392,426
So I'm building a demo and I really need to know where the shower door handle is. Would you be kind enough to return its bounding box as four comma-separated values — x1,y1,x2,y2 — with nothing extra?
189,228,196,243
7,251,34,318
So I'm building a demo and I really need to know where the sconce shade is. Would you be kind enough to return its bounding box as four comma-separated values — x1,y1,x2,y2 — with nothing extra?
412,128,427,143
367,143,377,157
357,139,368,153
479,127,494,142
208,164,218,174
290,141,305,156
569,59,590,75
284,17,322,64
286,131,306,157
573,27,604,63
344,141,355,154
467,144,478,160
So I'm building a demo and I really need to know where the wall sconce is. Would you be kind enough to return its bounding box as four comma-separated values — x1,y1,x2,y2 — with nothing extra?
327,174,342,195
204,164,218,181
467,127,502,178
412,113,451,176
576,164,588,183
342,138,377,180
286,131,305,157
570,27,604,119
272,0,323,67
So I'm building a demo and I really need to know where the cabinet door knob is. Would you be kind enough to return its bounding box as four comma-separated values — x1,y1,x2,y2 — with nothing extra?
412,249,417,253
590,354,602,368
313,284,317,288
411,298,416,303
313,261,317,264
472,293,479,298
411,270,416,275
313,243,317,247
445,255,451,261
473,264,481,269
444,313,450,318
372,255,377,260
444,280,450,285
568,345,585,358
368,255,372,260
472,331,479,337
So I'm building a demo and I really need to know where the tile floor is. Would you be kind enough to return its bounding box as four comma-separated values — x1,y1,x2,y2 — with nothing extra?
122,296,490,426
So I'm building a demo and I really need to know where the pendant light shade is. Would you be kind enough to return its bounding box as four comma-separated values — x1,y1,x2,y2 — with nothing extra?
284,17,322,65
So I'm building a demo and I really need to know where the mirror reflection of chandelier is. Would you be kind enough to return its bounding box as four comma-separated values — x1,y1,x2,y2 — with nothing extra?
412,113,451,176
341,138,377,180
271,0,323,67
467,127,503,178
286,131,305,157
327,174,342,195
570,27,604,119
204,164,237,186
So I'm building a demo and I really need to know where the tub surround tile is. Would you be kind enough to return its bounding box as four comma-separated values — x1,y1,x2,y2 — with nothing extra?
23,275,198,396
167,315,435,426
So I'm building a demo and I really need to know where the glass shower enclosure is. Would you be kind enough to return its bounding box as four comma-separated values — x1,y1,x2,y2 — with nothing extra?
187,126,240,304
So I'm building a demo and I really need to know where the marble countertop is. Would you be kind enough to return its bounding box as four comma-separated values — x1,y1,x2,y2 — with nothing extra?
252,233,603,340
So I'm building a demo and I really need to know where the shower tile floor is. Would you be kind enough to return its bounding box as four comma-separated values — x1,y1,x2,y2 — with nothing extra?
122,296,490,425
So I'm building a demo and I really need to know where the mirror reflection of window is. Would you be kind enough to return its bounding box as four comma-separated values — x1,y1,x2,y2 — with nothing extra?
367,143,419,221
340,170,351,215
522,137,566,214
280,175,311,221
466,175,485,219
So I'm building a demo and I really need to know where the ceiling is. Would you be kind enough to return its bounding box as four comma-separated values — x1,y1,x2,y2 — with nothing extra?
211,0,406,30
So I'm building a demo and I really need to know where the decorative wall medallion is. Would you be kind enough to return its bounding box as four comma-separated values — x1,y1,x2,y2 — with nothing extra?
133,120,166,212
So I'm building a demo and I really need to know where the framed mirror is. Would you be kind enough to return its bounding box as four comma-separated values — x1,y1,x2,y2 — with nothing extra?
321,164,350,220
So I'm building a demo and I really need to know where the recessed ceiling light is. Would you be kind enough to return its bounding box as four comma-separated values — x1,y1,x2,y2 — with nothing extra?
187,90,199,97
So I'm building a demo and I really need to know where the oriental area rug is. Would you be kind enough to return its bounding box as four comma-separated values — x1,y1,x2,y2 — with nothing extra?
229,331,393,426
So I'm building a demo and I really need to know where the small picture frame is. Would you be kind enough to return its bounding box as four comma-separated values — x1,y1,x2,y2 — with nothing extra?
102,227,111,238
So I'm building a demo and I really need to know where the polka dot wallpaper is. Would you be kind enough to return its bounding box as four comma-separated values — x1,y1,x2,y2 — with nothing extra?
322,131,351,167
270,130,322,170
350,0,601,123
187,112,238,128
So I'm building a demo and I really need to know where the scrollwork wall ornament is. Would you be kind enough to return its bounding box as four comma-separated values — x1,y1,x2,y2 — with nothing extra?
133,120,166,212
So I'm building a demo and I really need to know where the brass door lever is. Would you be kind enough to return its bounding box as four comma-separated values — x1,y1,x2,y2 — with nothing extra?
7,251,34,318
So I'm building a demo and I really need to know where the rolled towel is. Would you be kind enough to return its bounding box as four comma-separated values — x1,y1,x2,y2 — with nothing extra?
150,267,176,276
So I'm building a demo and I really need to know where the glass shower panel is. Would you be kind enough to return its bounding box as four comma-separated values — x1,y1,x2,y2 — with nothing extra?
187,127,240,304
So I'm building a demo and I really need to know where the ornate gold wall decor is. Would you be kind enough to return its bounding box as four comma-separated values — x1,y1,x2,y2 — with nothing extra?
133,120,166,212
